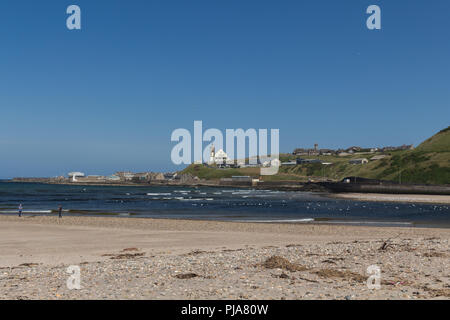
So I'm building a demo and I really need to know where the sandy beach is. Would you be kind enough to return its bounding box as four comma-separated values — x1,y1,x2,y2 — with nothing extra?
330,193,450,204
0,215,448,300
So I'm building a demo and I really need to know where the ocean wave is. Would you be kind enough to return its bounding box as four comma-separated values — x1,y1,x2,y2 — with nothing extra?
319,220,413,225
147,193,172,196
178,198,214,201
238,218,315,223
0,210,53,214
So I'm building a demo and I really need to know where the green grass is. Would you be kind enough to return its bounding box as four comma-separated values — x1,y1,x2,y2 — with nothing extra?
181,164,261,180
180,127,450,185
415,126,450,152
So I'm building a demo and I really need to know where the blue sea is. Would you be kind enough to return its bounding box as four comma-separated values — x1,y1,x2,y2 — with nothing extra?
0,182,449,228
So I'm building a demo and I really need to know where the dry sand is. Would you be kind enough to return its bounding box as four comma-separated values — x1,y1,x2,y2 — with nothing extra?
330,193,450,204
0,215,448,300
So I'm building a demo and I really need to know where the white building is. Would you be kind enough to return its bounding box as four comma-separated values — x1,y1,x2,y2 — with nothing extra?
106,175,120,181
214,149,229,165
370,155,388,161
68,172,85,182
209,145,216,164
349,158,369,165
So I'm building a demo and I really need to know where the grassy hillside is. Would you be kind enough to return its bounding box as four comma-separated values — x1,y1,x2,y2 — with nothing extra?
181,165,261,180
415,126,450,152
181,127,450,185
374,126,450,184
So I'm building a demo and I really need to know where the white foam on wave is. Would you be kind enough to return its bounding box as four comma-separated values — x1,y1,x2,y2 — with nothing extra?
319,220,413,225
147,193,171,196
119,212,130,216
238,218,315,223
0,210,53,214
178,198,214,201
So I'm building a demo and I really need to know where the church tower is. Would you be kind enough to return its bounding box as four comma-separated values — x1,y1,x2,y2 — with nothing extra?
209,144,216,164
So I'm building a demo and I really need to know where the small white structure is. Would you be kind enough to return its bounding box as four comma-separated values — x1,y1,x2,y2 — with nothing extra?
209,145,216,164
107,175,120,181
123,172,135,181
263,158,281,167
370,155,388,161
214,149,229,165
349,158,369,165
68,172,85,182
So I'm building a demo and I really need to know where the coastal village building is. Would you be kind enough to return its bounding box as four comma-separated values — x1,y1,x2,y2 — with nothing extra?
263,158,281,167
210,148,230,165
134,172,166,182
107,175,120,181
281,161,296,166
115,172,135,181
381,144,414,152
349,158,369,165
68,172,85,182
296,158,322,164
370,155,388,161
208,145,216,164
164,172,177,180
293,144,413,156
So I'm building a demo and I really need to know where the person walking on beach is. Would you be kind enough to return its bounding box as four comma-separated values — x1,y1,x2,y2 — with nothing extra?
18,204,23,217
58,205,63,218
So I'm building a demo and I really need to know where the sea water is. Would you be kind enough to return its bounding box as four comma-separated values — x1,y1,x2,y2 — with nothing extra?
0,182,449,228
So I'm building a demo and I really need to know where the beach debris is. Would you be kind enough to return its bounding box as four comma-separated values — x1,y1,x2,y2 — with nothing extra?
296,276,318,283
17,263,39,268
379,241,392,251
122,247,139,252
183,250,207,256
102,252,145,260
322,259,337,264
314,268,366,282
112,252,144,259
272,273,290,279
262,256,307,272
422,251,447,258
419,286,450,298
222,248,244,252
175,273,198,279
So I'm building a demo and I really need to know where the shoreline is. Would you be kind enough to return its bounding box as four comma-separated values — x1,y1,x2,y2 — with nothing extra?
3,180,450,204
1,215,449,299
330,193,450,204
0,213,448,229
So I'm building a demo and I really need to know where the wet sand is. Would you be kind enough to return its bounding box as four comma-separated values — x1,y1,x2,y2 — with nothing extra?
0,215,448,299
330,193,450,204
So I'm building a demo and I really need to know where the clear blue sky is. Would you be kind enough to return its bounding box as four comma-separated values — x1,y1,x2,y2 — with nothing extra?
0,0,449,178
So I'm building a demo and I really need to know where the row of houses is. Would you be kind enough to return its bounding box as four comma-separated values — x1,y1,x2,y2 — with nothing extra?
67,171,198,183
280,154,390,167
293,144,413,156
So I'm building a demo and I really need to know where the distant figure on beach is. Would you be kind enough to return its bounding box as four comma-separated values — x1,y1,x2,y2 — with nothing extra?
58,205,62,218
18,204,23,217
